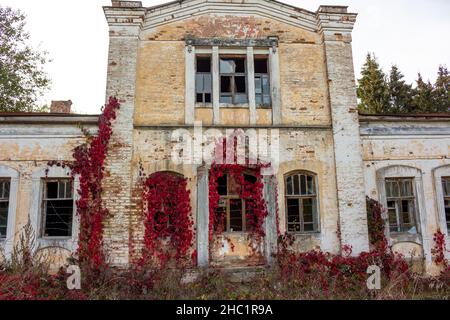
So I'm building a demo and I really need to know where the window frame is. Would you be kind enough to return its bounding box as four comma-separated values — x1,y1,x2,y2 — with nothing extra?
284,171,320,234
195,55,212,105
30,166,79,251
0,166,19,259
441,176,450,233
0,179,11,240
385,178,418,233
254,56,271,108
432,165,450,261
215,173,255,234
219,55,248,105
40,178,74,239
376,165,425,244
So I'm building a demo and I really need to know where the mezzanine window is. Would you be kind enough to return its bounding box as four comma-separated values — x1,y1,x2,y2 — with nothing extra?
220,56,248,104
196,56,212,104
254,57,271,107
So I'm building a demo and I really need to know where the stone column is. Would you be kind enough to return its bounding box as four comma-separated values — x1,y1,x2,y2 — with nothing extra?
102,1,145,266
247,47,257,125
196,166,209,267
263,175,278,264
268,40,281,125
212,46,220,125
185,44,196,125
317,6,370,254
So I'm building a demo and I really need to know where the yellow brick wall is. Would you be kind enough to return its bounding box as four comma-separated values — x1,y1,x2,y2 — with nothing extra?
134,15,330,126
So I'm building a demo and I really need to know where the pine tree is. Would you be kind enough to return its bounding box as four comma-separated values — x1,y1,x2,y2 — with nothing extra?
357,53,390,114
412,74,436,113
387,65,414,113
434,65,450,112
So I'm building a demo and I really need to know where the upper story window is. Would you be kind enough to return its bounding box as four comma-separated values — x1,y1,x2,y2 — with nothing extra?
442,177,450,231
285,172,319,233
220,56,248,104
254,57,271,107
196,56,212,104
385,178,417,233
0,179,10,239
41,179,74,238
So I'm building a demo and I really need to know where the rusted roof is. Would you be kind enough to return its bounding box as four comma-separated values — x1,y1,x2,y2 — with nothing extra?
0,112,100,125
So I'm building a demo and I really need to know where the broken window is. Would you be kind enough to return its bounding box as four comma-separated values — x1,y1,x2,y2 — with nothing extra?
41,179,74,238
196,56,212,104
214,173,248,232
285,172,318,233
0,179,10,239
442,177,450,231
385,178,417,233
219,56,248,104
254,57,271,107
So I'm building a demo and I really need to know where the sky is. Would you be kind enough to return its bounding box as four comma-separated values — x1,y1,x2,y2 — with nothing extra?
1,0,449,114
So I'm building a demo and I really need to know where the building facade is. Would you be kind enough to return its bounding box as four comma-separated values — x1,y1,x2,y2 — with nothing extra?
0,0,448,274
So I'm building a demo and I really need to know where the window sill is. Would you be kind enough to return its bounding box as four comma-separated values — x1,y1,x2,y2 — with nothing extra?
220,103,249,109
40,236,72,241
37,237,76,251
287,231,321,236
217,232,250,236
389,232,422,245
195,103,213,109
194,103,272,109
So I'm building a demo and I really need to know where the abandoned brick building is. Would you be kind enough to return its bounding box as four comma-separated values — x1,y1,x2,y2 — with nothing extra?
0,0,449,274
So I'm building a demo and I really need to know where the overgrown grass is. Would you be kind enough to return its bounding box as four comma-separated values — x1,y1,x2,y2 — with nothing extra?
1,223,448,300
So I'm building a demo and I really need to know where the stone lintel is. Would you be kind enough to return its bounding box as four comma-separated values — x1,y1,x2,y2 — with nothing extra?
185,37,279,48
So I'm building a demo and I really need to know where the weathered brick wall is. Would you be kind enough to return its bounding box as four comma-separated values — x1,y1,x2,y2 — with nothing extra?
318,8,370,254
135,15,330,127
0,121,95,268
102,7,145,265
104,1,368,264
129,127,340,260
361,118,450,274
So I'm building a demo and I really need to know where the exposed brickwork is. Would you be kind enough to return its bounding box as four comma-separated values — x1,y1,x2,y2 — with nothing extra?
102,8,144,265
1,1,447,274
317,8,370,254
50,100,72,114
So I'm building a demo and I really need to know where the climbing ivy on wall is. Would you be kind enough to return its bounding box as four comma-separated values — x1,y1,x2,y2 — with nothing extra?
139,171,193,267
48,97,120,270
208,163,269,243
366,196,388,253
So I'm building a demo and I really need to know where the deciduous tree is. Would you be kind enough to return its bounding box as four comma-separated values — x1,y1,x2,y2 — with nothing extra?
0,6,50,112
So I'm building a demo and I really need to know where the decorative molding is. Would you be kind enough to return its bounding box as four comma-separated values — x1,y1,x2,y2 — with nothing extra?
143,0,318,32
432,165,450,259
376,165,431,261
185,37,278,48
29,166,79,253
0,166,19,259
